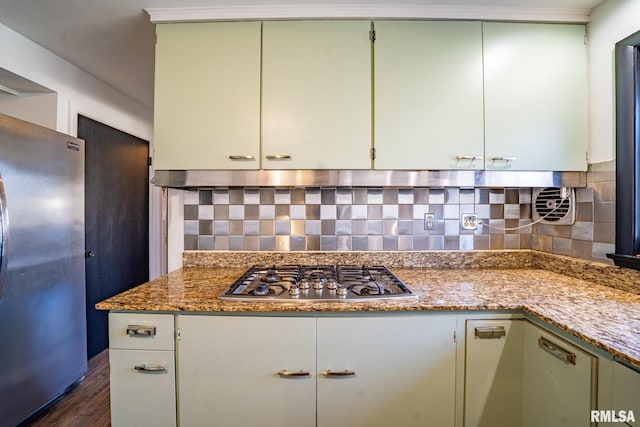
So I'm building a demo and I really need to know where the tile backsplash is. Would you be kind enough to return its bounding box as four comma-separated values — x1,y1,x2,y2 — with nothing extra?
182,163,616,264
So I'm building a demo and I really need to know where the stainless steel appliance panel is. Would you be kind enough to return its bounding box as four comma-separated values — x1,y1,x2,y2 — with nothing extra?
0,114,87,426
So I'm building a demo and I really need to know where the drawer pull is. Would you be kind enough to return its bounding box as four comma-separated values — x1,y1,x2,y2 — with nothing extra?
456,155,483,161
538,337,576,365
228,155,255,160
277,369,311,378
322,369,356,377
475,326,506,338
126,325,157,337
266,154,292,160
491,157,517,162
134,364,167,373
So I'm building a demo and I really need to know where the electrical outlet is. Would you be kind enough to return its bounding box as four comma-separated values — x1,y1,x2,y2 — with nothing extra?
461,213,478,230
424,213,435,230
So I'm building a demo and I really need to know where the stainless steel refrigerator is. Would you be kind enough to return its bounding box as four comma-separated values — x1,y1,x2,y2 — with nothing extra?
0,113,87,426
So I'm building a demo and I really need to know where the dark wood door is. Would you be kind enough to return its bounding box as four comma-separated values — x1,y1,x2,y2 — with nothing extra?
78,115,149,359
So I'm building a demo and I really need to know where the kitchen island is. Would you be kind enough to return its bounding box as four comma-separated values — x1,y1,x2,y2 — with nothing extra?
97,250,640,427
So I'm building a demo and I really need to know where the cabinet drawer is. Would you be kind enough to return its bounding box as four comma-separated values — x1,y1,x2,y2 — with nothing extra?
109,313,174,350
109,349,176,427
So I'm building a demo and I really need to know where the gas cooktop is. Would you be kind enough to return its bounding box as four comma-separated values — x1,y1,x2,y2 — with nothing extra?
219,265,418,302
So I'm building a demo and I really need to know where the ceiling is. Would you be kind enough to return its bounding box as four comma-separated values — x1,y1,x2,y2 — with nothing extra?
0,0,605,110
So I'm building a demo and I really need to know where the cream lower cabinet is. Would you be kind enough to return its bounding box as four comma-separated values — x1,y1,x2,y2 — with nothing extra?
522,322,597,427
464,319,597,427
611,362,640,426
317,315,457,427
176,314,456,427
108,313,176,427
464,319,525,427
177,315,316,427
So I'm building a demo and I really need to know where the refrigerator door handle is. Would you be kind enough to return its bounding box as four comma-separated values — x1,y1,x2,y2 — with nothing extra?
0,171,8,298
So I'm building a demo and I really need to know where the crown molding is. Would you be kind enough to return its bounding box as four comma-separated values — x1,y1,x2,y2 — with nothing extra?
145,4,591,24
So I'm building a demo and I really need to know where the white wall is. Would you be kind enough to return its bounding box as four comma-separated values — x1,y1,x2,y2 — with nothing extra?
587,0,640,163
0,23,163,279
0,92,57,129
0,23,152,139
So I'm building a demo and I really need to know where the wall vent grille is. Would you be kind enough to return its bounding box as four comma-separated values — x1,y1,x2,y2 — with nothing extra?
532,187,576,225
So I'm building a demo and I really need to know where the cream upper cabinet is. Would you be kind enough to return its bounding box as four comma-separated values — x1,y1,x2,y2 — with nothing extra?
261,20,372,169
374,21,484,170
154,22,261,170
483,23,588,171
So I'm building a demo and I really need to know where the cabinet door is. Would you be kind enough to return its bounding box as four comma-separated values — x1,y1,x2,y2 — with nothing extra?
109,349,176,427
374,21,484,170
262,20,372,169
612,362,640,426
483,23,587,171
154,22,261,169
464,319,524,427
177,315,316,427
317,315,457,427
522,322,596,427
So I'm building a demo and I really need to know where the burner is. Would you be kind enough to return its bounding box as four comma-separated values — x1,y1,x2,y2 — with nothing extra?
260,267,280,283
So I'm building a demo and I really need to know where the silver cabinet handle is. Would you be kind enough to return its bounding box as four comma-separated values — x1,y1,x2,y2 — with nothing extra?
277,369,311,378
538,337,576,365
266,154,292,160
491,157,517,161
456,156,483,161
0,171,7,299
475,326,507,339
321,369,356,377
126,325,157,337
134,364,167,373
228,155,255,160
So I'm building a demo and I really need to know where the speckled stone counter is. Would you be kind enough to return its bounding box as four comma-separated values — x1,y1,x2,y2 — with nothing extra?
97,250,640,369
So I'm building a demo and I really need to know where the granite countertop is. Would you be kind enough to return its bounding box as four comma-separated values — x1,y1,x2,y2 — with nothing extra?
96,250,640,369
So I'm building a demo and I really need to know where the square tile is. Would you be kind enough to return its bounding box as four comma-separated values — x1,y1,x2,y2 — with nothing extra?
198,205,213,220
184,205,198,220
199,190,213,205
213,189,230,204
321,204,337,220
214,205,229,220
229,205,244,220
243,189,260,204
183,190,199,204
260,188,275,205
274,189,291,205
259,205,276,220
321,188,336,205
229,188,244,204
383,188,398,204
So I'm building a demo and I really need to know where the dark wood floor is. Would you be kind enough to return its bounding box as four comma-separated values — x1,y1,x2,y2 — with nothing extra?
21,350,111,427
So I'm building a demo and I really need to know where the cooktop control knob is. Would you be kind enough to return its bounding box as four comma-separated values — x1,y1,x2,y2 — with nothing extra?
336,287,348,297
298,280,310,290
326,280,338,290
312,280,324,290
289,286,301,296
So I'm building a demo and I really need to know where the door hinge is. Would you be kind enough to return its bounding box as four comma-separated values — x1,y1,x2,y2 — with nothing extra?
369,147,376,160
148,156,153,167
585,150,589,163
369,30,376,43
176,328,181,341
453,330,457,343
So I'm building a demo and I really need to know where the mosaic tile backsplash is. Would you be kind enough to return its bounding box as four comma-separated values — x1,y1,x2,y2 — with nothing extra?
183,168,616,264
